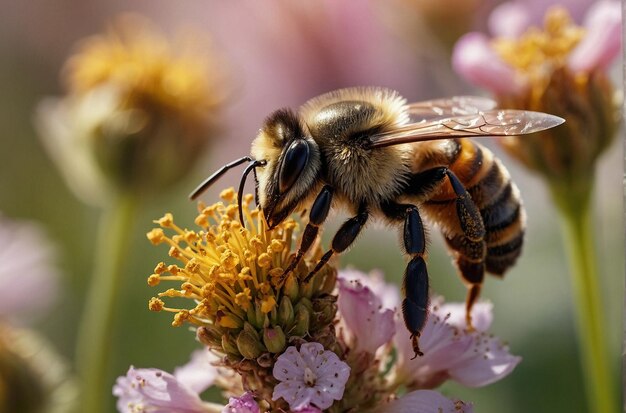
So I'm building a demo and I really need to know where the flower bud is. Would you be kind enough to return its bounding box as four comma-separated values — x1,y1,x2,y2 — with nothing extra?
278,296,295,327
196,325,222,348
263,326,287,354
236,323,266,359
283,274,299,302
312,297,338,331
291,303,311,337
221,333,240,357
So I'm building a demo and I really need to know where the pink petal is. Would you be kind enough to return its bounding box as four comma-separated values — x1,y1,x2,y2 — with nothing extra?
437,301,494,332
273,346,307,382
337,277,396,353
173,349,220,394
488,2,532,38
338,269,400,309
222,392,260,413
448,333,522,387
113,367,207,413
375,390,473,413
568,1,622,72
452,32,528,96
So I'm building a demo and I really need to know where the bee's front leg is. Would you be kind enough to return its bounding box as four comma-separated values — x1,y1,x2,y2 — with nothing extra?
303,203,369,282
281,185,334,279
381,201,428,359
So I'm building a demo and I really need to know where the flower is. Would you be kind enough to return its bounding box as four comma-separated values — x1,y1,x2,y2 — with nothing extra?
147,188,338,408
375,389,473,413
272,342,350,410
222,392,260,413
393,299,521,389
36,14,227,204
336,275,395,354
114,366,219,413
452,2,621,194
0,215,59,323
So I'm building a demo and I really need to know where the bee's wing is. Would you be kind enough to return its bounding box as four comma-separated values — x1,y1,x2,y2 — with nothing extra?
405,96,497,121
370,110,565,149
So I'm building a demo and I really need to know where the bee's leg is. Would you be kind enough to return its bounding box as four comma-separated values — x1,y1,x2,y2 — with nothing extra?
381,201,428,359
281,186,334,279
304,203,369,282
445,170,486,329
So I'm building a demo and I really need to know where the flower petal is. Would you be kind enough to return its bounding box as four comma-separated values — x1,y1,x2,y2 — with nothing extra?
173,349,220,394
568,1,622,72
438,301,494,332
452,32,528,95
375,390,473,413
488,2,532,38
337,277,395,353
113,366,207,413
448,333,522,387
222,392,260,413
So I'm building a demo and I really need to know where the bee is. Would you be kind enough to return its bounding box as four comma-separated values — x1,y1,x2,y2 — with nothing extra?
190,87,564,357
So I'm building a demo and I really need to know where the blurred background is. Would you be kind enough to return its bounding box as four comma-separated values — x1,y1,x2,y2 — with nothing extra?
1,1,622,412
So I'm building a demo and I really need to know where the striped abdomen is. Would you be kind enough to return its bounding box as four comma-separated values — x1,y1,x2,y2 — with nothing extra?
419,138,525,277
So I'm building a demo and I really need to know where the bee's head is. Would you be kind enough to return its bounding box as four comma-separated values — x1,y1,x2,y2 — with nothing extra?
251,109,321,229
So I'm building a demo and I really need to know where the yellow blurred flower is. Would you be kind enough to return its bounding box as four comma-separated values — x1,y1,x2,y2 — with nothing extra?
36,14,227,204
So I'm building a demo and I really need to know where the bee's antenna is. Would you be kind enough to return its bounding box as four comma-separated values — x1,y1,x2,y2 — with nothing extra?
189,156,253,200
237,159,267,228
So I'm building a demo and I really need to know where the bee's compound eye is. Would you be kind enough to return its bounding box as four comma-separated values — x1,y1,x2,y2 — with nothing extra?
278,139,309,194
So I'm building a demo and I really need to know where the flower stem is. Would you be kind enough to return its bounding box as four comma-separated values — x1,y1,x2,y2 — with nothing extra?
552,184,618,413
76,193,138,413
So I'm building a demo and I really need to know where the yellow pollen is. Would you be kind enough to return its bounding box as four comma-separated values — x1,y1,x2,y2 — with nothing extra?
156,213,174,227
149,297,164,311
147,228,165,245
220,188,236,202
257,253,272,268
147,274,160,286
261,296,277,313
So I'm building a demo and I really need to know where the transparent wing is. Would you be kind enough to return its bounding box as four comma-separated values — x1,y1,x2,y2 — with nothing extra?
405,96,498,122
370,110,565,149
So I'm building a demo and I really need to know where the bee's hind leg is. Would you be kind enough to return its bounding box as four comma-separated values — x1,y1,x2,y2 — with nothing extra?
445,170,486,330
381,201,429,359
281,185,334,280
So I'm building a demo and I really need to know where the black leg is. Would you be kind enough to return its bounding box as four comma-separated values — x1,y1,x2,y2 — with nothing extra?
445,170,486,328
381,201,429,358
281,186,333,280
303,203,369,282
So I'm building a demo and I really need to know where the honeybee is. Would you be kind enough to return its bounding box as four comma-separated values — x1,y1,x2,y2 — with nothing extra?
191,87,563,357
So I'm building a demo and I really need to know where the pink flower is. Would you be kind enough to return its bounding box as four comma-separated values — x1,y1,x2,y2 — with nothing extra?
113,349,221,413
272,342,350,410
394,299,521,389
0,215,59,323
452,1,621,96
376,389,473,413
337,273,396,354
222,392,260,413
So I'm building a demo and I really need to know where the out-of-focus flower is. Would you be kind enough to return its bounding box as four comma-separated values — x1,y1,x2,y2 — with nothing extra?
36,14,227,205
0,215,59,324
0,326,78,413
453,2,621,192
113,366,220,413
147,188,338,408
222,392,260,413
337,276,395,354
375,389,473,413
272,342,350,411
394,298,521,389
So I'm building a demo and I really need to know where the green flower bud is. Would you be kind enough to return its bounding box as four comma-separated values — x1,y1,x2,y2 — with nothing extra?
283,274,299,302
312,297,338,330
263,326,286,354
319,268,338,295
236,323,266,359
221,332,240,356
196,325,223,348
290,302,311,337
278,296,295,327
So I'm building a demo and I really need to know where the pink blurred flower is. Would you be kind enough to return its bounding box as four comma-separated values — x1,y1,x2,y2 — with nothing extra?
222,392,259,413
376,389,473,413
394,299,521,389
0,215,59,323
113,350,221,413
453,0,621,96
337,274,396,354
272,342,350,410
